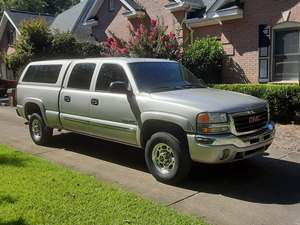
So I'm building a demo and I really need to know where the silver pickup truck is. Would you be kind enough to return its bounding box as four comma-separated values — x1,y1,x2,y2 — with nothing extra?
16,58,275,184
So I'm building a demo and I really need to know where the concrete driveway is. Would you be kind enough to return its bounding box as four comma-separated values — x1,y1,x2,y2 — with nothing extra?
1,106,300,225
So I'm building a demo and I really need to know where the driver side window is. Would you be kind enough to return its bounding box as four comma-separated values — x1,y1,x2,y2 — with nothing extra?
96,63,128,92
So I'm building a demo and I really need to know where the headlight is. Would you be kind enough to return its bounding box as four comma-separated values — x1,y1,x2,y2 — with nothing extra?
197,112,230,134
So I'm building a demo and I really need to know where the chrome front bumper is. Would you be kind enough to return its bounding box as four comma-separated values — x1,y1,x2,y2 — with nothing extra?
187,122,275,164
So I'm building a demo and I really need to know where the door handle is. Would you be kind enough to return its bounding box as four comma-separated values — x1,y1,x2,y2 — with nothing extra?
91,98,99,106
64,96,71,103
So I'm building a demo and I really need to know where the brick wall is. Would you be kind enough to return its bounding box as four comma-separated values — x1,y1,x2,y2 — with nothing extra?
92,0,300,83
193,0,300,83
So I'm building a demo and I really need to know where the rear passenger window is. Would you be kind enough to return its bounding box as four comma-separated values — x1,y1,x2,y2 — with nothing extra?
67,63,96,90
22,65,62,83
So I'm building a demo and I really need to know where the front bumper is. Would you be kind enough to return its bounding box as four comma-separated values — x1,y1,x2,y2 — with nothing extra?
187,122,275,164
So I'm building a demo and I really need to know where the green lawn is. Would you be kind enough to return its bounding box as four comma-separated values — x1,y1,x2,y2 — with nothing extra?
0,145,209,225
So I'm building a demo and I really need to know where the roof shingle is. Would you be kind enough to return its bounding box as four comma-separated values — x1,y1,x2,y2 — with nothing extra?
6,9,55,28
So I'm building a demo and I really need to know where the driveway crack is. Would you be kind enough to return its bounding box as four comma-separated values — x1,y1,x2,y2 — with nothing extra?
167,192,200,207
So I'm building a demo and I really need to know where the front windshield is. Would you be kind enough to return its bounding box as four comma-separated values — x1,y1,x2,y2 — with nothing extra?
129,62,207,93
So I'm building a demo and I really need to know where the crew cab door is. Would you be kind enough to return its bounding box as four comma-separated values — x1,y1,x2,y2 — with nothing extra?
59,61,97,133
90,63,138,146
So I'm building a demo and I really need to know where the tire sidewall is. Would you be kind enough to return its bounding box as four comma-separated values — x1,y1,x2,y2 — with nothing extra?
29,113,47,145
145,132,191,184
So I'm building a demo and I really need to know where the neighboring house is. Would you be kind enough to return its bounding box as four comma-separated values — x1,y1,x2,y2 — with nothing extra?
50,0,96,43
0,10,54,80
54,0,300,83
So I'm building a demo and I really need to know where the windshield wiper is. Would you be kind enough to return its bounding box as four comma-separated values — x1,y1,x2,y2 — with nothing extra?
182,84,204,89
151,86,184,92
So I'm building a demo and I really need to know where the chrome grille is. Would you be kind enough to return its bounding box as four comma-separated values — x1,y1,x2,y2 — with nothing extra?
233,109,268,133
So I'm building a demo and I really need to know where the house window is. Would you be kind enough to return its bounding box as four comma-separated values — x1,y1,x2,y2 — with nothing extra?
273,29,300,82
7,28,15,46
108,0,115,12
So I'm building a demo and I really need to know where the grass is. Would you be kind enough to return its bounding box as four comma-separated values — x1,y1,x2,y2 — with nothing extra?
0,145,209,225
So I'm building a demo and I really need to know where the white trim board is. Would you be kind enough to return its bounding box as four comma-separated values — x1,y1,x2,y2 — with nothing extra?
3,11,20,34
0,11,20,42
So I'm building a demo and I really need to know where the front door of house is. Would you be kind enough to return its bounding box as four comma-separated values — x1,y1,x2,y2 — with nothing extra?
274,29,300,82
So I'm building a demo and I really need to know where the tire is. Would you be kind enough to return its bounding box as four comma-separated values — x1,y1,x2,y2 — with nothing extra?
145,132,192,184
29,113,53,146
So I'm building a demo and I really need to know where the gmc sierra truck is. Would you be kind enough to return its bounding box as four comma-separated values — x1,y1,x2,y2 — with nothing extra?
16,58,275,184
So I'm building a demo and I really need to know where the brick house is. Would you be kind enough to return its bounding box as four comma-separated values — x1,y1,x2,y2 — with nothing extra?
0,10,54,79
1,0,300,83
52,0,300,84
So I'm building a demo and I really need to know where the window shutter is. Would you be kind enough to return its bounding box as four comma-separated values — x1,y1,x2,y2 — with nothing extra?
258,24,271,83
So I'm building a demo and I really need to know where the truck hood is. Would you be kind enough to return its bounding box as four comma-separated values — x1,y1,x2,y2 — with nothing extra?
150,88,267,113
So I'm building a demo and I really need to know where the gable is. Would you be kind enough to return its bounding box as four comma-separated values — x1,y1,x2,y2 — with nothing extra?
84,0,145,24
0,10,54,44
51,0,94,32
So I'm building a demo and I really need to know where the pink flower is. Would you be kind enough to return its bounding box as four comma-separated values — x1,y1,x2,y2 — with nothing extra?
150,19,157,27
169,32,175,38
117,47,128,55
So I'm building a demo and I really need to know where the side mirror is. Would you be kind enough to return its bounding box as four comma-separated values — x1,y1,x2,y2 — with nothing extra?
109,81,131,94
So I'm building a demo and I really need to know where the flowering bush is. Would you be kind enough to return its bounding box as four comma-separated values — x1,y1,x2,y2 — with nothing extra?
104,19,181,60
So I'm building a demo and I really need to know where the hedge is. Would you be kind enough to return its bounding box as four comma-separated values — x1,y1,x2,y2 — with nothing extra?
213,84,300,123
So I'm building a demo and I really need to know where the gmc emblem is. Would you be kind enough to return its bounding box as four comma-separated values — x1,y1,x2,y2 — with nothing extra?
249,115,263,124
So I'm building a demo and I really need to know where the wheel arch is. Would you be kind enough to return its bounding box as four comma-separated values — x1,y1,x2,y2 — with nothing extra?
140,119,189,149
23,98,47,125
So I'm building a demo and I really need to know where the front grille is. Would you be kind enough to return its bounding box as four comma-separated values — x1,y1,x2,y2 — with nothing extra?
233,110,268,133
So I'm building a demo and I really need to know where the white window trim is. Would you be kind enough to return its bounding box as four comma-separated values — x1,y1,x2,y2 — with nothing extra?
270,22,300,83
108,0,115,12
0,11,20,43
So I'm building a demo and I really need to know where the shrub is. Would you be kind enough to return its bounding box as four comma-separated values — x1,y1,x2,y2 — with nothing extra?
78,42,105,58
183,37,224,84
51,32,78,57
4,51,32,74
104,18,181,60
16,18,52,56
213,84,300,123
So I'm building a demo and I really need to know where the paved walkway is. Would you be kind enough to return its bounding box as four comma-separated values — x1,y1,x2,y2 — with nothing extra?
0,107,300,225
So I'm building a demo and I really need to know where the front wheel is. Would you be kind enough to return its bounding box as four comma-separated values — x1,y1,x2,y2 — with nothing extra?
145,132,192,184
29,113,53,146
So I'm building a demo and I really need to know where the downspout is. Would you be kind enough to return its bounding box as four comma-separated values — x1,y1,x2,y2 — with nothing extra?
185,23,194,44
182,9,194,44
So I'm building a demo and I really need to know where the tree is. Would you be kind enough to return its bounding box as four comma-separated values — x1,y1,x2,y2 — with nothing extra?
0,0,80,15
105,18,181,60
4,18,104,78
4,18,52,76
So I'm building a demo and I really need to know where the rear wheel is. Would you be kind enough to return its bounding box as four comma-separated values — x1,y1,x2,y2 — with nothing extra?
145,132,192,184
29,113,53,146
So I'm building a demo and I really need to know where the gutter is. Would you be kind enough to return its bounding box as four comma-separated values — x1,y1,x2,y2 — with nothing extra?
185,21,194,44
185,7,244,28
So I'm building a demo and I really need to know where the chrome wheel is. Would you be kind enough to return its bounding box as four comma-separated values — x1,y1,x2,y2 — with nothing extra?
152,143,176,175
31,118,42,140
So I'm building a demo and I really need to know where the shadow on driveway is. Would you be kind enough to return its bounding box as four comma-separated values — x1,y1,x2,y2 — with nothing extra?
50,132,300,205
